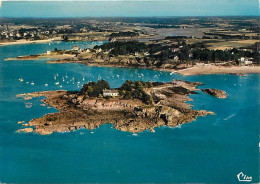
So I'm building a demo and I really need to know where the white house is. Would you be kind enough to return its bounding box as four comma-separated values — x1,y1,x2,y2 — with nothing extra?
96,48,102,53
46,50,51,55
72,46,80,51
173,56,179,61
239,57,253,65
102,89,119,97
245,59,253,65
85,49,91,53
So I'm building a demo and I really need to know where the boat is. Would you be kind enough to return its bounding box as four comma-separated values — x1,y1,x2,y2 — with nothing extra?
18,78,24,82
45,84,48,86
55,82,59,85
31,82,34,85
25,103,32,108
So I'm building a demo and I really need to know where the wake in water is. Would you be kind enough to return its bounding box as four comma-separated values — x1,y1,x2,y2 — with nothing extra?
223,113,236,121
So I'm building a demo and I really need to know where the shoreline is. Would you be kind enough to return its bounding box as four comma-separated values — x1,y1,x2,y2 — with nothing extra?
3,43,260,76
0,38,62,46
47,59,260,76
175,65,260,76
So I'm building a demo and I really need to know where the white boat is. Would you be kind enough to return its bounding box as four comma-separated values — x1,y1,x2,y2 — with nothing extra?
31,82,34,85
55,82,59,85
25,103,32,108
18,78,24,82
45,84,48,86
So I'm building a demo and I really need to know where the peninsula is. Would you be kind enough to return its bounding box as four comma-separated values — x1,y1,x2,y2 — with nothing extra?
2,17,259,76
16,80,224,135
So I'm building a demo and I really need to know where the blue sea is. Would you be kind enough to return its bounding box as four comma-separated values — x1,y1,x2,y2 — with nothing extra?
0,41,259,183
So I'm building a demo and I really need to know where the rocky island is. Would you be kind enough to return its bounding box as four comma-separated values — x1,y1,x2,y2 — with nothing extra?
202,89,227,99
16,80,219,135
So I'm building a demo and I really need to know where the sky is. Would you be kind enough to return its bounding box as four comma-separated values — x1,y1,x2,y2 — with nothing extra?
0,0,259,17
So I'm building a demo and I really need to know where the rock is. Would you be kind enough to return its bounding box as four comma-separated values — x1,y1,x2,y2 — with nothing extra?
202,88,227,99
16,81,217,135
16,128,33,133
24,96,32,100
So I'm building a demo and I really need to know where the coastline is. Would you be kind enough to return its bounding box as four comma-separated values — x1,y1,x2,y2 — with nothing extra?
175,65,260,76
3,41,260,76
0,38,62,47
47,59,260,76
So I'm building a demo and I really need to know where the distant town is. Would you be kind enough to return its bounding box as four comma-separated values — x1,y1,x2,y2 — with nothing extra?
2,17,259,74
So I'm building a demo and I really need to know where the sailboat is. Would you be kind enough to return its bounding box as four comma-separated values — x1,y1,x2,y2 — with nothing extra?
25,103,32,108
98,74,101,80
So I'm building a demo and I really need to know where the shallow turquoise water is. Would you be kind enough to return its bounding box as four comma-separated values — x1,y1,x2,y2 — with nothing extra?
0,42,259,183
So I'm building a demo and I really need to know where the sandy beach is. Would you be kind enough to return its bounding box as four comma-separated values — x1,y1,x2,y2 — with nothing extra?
176,65,260,76
0,37,62,46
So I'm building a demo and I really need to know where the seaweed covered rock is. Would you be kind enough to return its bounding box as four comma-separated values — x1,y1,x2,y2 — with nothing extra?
202,88,227,99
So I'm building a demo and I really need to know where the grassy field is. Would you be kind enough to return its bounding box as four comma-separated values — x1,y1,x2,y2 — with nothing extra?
186,38,258,50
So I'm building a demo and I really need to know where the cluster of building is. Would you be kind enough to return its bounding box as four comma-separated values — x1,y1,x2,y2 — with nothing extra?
238,57,253,65
0,27,54,41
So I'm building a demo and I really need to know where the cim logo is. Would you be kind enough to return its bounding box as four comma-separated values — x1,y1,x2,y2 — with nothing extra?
237,172,252,182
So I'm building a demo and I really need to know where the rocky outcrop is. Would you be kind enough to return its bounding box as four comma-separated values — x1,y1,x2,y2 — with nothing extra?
16,128,33,133
201,88,227,99
17,81,215,135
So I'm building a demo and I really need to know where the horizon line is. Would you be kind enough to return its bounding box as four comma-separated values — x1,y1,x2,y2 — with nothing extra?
1,15,259,18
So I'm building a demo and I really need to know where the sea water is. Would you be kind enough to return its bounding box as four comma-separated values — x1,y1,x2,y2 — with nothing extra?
0,42,259,183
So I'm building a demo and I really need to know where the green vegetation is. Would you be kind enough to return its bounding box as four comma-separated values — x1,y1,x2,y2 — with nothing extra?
119,80,156,105
95,40,259,66
94,41,147,56
80,80,110,97
78,80,162,104
110,31,139,38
